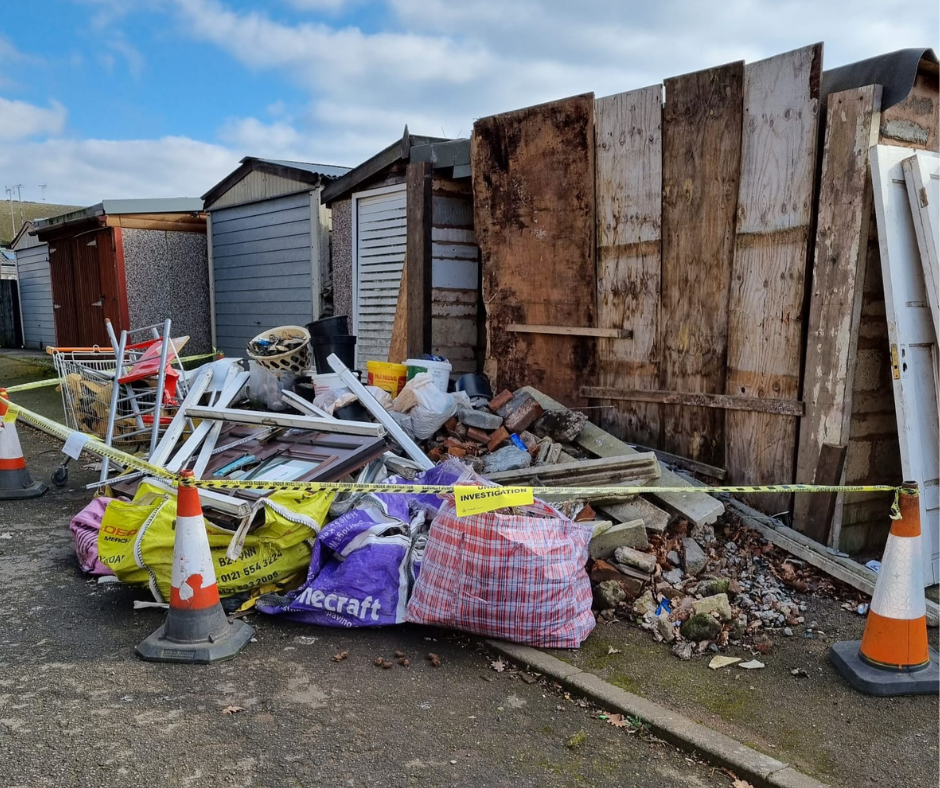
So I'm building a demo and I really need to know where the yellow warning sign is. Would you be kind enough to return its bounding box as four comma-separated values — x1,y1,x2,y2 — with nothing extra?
2,410,17,424
454,485,534,517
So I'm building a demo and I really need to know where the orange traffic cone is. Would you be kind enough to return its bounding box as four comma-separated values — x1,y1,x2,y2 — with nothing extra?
0,389,46,500
136,470,253,663
831,482,939,695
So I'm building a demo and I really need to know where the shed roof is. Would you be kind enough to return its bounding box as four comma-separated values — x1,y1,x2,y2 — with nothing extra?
321,127,450,205
33,198,205,231
202,156,350,208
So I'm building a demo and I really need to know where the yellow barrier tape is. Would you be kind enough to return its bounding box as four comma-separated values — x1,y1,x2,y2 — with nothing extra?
1,393,902,500
2,397,175,480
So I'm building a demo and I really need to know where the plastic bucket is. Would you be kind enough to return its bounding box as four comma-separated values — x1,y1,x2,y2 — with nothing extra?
366,361,408,397
311,372,343,397
311,334,356,373
404,358,452,393
306,315,349,338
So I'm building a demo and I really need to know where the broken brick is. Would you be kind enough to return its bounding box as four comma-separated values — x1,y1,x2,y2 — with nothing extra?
447,446,468,457
444,416,458,432
466,427,490,444
486,426,510,452
497,392,544,434
488,389,514,413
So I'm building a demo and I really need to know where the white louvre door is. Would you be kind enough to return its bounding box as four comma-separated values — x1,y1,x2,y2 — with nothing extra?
353,186,407,365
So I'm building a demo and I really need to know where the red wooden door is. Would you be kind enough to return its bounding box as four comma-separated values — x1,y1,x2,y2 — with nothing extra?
48,237,79,346
47,228,125,347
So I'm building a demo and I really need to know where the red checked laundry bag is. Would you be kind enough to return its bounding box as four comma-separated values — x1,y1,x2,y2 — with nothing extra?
406,498,595,648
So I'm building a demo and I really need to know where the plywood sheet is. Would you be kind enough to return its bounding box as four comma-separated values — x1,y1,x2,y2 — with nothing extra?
659,62,744,465
871,144,940,586
793,86,882,540
472,94,596,406
725,44,822,514
594,85,663,446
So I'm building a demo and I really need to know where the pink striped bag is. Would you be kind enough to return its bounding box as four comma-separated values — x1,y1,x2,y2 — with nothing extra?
69,497,115,576
406,498,595,648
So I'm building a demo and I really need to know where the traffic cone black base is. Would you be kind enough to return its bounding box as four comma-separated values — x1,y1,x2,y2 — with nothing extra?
0,470,47,500
830,641,939,696
136,609,254,664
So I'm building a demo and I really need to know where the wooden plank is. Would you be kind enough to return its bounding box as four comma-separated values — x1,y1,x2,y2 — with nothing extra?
871,144,940,587
631,444,728,480
794,86,883,538
507,324,632,339
402,161,432,358
581,386,803,416
659,62,744,465
485,452,661,484
801,443,848,544
724,45,822,515
472,94,597,406
902,152,940,342
594,85,663,447
520,386,725,526
726,497,940,627
386,263,409,363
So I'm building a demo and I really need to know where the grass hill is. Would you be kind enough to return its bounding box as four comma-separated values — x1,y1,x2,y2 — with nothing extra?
0,201,79,246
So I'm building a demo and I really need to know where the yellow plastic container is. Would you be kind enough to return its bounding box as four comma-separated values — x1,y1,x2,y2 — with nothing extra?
366,361,408,397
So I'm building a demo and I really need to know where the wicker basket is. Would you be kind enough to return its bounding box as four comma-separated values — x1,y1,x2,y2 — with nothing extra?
247,325,311,374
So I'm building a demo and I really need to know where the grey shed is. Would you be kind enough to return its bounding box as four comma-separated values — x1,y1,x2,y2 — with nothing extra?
202,157,351,359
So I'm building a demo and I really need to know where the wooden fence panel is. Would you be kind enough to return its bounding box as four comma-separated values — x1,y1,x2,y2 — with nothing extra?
724,44,822,514
472,94,596,405
659,62,744,465
594,85,663,446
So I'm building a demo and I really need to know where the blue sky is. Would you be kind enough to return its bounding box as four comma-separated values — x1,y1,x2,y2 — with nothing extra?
0,0,936,206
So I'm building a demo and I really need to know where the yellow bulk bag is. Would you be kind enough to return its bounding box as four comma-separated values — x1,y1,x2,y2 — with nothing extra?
98,482,333,602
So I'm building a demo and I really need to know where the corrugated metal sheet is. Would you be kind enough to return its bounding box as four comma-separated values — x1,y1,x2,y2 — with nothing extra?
14,242,55,349
211,192,315,358
354,187,407,365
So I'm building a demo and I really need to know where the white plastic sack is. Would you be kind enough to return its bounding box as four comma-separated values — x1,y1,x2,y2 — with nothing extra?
391,373,457,440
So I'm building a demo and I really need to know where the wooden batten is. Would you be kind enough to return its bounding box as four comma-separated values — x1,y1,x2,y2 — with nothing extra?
724,44,822,515
105,213,208,233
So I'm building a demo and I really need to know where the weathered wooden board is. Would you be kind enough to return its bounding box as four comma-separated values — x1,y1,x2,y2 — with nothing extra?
794,86,883,537
902,152,940,342
724,44,822,514
871,144,940,587
594,85,663,446
659,62,744,465
401,161,432,358
472,94,597,406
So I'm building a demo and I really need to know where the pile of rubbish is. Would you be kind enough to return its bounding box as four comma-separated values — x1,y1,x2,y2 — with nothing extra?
61,314,859,654
587,507,863,660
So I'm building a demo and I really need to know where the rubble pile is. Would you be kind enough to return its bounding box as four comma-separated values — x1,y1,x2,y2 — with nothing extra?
588,508,863,659
423,389,585,473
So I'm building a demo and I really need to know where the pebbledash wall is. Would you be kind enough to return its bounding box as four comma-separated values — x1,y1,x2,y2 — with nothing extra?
122,228,212,354
331,199,354,323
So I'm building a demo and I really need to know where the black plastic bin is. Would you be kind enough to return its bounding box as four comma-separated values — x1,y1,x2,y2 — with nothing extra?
311,334,357,373
306,315,349,339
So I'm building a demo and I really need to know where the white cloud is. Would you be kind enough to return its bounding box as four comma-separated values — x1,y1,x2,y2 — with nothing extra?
0,97,67,142
1,0,936,206
0,135,238,205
